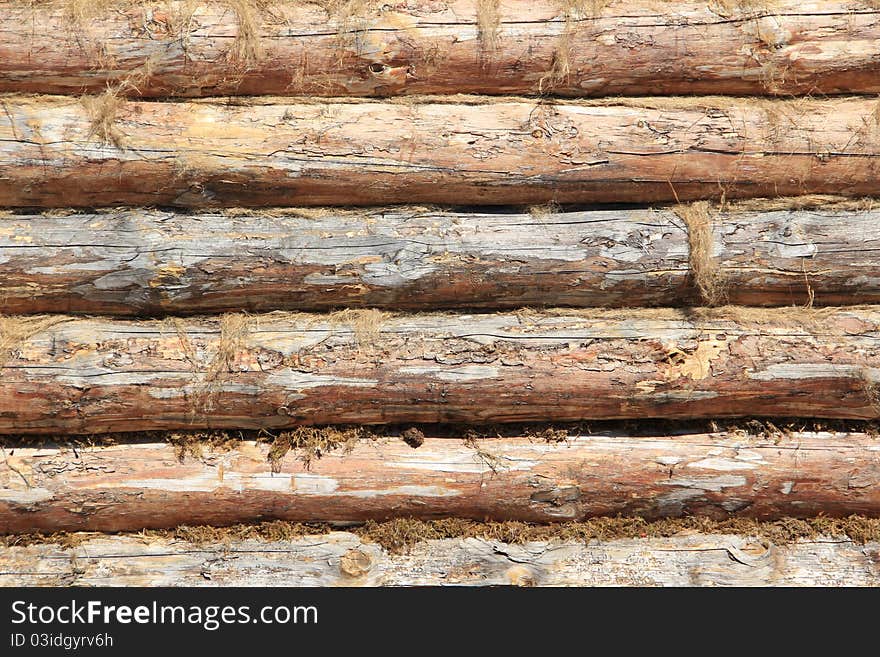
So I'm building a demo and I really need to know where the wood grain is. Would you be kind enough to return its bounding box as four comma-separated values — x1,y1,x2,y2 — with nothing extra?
2,307,880,434
0,207,693,313
2,532,877,586
2,431,880,533
3,96,880,207
3,205,880,314
2,1,880,98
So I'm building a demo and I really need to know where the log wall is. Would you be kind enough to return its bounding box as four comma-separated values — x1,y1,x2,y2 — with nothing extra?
3,2,880,588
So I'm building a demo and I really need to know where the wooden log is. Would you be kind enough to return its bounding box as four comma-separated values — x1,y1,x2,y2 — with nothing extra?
2,430,880,533
1,308,880,434
2,203,880,315
2,532,878,587
3,96,880,208
0,207,693,314
2,1,880,98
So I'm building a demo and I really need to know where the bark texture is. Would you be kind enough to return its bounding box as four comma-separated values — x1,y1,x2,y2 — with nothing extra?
2,431,880,533
2,1,880,98
3,205,880,314
1,308,880,434
2,532,878,587
3,96,880,207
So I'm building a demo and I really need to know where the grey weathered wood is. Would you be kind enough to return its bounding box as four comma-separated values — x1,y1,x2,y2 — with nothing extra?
717,205,880,306
3,205,879,314
0,207,693,313
3,308,880,434
1,532,877,586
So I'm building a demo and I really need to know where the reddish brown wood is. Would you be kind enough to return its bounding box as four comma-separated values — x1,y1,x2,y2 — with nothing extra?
2,429,879,533
3,96,880,208
1,308,879,435
1,1,879,98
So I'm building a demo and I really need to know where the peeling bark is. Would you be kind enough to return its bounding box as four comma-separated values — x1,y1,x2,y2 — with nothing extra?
2,431,880,533
2,205,880,314
1,308,880,434
2,1,880,98
3,96,880,207
1,532,878,587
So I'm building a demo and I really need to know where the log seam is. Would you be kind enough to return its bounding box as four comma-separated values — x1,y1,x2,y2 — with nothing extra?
677,202,726,306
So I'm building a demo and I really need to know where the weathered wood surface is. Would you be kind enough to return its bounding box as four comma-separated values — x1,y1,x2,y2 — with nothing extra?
712,204,880,307
2,431,880,533
2,308,880,434
3,96,880,207
2,532,877,586
0,207,693,313
3,1,880,98
3,205,880,314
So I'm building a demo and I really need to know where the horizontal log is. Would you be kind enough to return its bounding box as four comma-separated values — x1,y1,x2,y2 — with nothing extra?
0,207,692,313
3,96,880,207
2,430,880,533
2,1,880,98
1,308,880,434
2,532,878,586
2,203,879,314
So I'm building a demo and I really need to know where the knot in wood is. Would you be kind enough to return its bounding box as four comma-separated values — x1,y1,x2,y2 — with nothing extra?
340,548,373,578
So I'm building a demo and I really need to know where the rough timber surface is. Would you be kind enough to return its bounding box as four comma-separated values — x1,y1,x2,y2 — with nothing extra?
2,1,880,98
3,205,880,314
1,532,878,587
2,308,880,434
2,431,880,533
4,96,880,207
